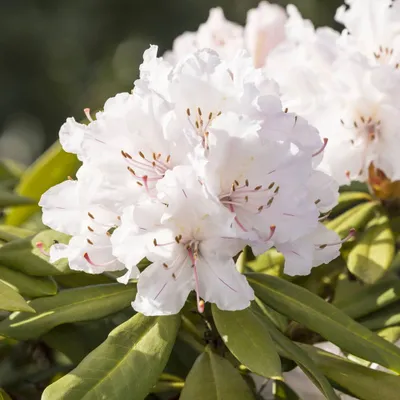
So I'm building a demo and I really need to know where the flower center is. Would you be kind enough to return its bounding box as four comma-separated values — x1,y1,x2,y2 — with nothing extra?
186,107,221,149
373,45,400,68
121,150,171,195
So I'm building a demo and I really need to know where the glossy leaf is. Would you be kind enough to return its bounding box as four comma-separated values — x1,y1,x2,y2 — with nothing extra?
359,302,400,331
180,348,254,400
325,201,378,237
212,305,282,379
0,225,34,242
0,191,34,207
300,344,400,400
42,314,180,400
5,141,80,226
334,277,400,319
256,307,339,400
330,191,372,218
0,231,71,276
0,265,57,297
347,215,395,283
273,381,300,400
0,283,136,340
248,273,400,373
0,280,34,313
247,248,284,275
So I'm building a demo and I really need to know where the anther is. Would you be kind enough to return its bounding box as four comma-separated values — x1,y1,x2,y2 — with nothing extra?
340,119,345,125
153,239,158,246
245,196,249,202
208,112,213,120
267,198,274,207
88,226,94,232
274,186,280,194
87,239,94,245
353,121,358,128
172,273,176,280
315,199,321,205
88,212,95,219
175,236,180,244
139,151,145,159
121,150,127,158
163,263,169,269
245,179,249,187
127,166,135,175
234,180,240,186
166,155,171,163
268,182,275,189
186,108,191,116
258,205,264,212
197,107,202,116
255,185,262,191
284,107,288,113
195,121,200,129
361,116,365,123
136,182,143,187
217,111,222,116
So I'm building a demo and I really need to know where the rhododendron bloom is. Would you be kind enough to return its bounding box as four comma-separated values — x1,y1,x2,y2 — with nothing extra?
40,45,342,316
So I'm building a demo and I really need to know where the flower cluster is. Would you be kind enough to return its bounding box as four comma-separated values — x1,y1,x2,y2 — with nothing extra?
40,47,341,315
267,0,400,187
170,1,400,191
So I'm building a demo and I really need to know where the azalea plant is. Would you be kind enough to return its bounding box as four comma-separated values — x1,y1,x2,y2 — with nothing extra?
0,1,400,399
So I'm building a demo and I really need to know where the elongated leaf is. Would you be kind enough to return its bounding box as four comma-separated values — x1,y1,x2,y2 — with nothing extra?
5,141,80,226
247,248,284,275
359,302,400,331
0,191,34,207
300,344,400,400
0,225,34,242
180,348,254,400
0,389,12,400
273,381,300,400
212,305,281,379
0,280,34,313
0,265,57,297
330,191,372,218
0,283,136,340
248,273,400,372
347,215,395,283
42,314,180,400
0,231,71,276
379,326,400,343
55,272,114,288
256,307,339,400
334,277,400,319
326,201,378,236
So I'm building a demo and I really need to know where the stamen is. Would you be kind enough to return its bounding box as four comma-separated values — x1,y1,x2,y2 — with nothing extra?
245,179,249,187
186,108,191,117
88,212,95,219
163,263,169,269
312,138,328,157
84,253,116,267
139,151,145,159
317,228,356,249
87,239,94,245
265,225,276,242
84,108,93,122
36,242,50,257
88,226,94,232
284,108,288,113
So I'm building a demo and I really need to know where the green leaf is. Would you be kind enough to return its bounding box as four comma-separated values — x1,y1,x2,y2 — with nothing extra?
247,248,284,275
272,381,300,400
0,283,136,340
256,307,339,400
54,272,114,288
0,280,35,313
180,348,254,400
0,225,35,242
248,273,400,373
334,277,400,319
347,215,395,283
379,326,400,343
0,389,12,400
0,191,34,207
359,302,400,331
330,191,372,218
325,201,378,237
42,314,180,400
0,265,57,297
300,344,400,400
0,231,71,276
5,141,80,226
212,305,282,379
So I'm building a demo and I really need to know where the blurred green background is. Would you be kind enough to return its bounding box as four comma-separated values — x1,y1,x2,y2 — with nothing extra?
0,0,341,165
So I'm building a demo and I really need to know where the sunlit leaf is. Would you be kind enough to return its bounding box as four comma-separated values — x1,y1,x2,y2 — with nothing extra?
248,273,400,373
347,215,395,283
0,280,35,313
0,283,136,340
42,314,180,400
0,265,57,297
5,142,80,226
300,344,400,400
330,191,372,218
180,347,254,400
212,305,282,379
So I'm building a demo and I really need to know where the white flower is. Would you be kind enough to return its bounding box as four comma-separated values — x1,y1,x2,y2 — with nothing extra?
336,0,400,68
244,1,287,67
165,8,244,64
41,45,342,315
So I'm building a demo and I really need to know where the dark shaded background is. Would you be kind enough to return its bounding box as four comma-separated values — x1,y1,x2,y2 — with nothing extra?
0,0,342,164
